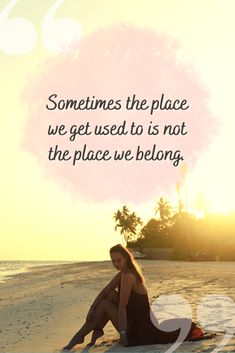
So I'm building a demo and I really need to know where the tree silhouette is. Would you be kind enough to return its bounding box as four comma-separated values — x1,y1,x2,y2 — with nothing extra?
176,181,184,214
154,197,173,223
114,206,143,244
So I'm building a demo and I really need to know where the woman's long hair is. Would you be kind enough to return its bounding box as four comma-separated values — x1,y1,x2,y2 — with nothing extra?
110,244,145,284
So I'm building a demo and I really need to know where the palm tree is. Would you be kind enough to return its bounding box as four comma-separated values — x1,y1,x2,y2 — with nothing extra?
154,197,173,223
179,163,189,212
176,181,184,214
114,206,143,245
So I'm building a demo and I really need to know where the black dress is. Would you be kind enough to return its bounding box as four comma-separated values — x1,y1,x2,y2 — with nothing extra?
125,289,208,346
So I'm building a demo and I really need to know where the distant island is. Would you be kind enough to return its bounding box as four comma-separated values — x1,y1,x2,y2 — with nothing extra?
114,197,235,261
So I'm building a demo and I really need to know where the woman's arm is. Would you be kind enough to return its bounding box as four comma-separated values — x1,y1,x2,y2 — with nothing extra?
90,272,121,310
118,273,135,336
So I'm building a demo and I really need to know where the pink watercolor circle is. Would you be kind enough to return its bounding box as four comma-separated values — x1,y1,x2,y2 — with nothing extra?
22,25,217,202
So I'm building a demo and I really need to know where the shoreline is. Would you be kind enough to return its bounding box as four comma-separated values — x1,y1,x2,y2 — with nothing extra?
0,261,76,284
2,258,235,284
0,260,234,352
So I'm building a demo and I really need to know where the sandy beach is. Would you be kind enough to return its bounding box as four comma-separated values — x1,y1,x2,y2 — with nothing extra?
0,260,234,353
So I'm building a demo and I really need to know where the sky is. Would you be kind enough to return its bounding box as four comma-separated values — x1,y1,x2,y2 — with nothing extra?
1,0,235,261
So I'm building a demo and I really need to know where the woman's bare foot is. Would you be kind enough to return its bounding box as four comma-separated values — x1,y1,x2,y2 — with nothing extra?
87,329,104,346
62,333,84,350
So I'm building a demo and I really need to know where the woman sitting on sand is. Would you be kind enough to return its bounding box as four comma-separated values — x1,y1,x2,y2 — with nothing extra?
63,244,213,349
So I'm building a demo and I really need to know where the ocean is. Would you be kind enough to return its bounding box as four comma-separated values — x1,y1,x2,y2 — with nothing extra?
0,260,71,283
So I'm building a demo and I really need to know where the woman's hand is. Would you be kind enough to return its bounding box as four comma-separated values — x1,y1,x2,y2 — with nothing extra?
86,307,96,321
119,333,128,346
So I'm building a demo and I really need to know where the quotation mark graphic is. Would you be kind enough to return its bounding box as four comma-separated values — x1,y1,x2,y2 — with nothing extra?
0,0,36,54
197,295,235,353
0,0,82,55
41,0,82,54
150,294,235,353
151,294,193,353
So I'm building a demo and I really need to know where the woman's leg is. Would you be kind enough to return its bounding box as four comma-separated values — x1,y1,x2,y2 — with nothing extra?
89,290,119,345
63,297,119,350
